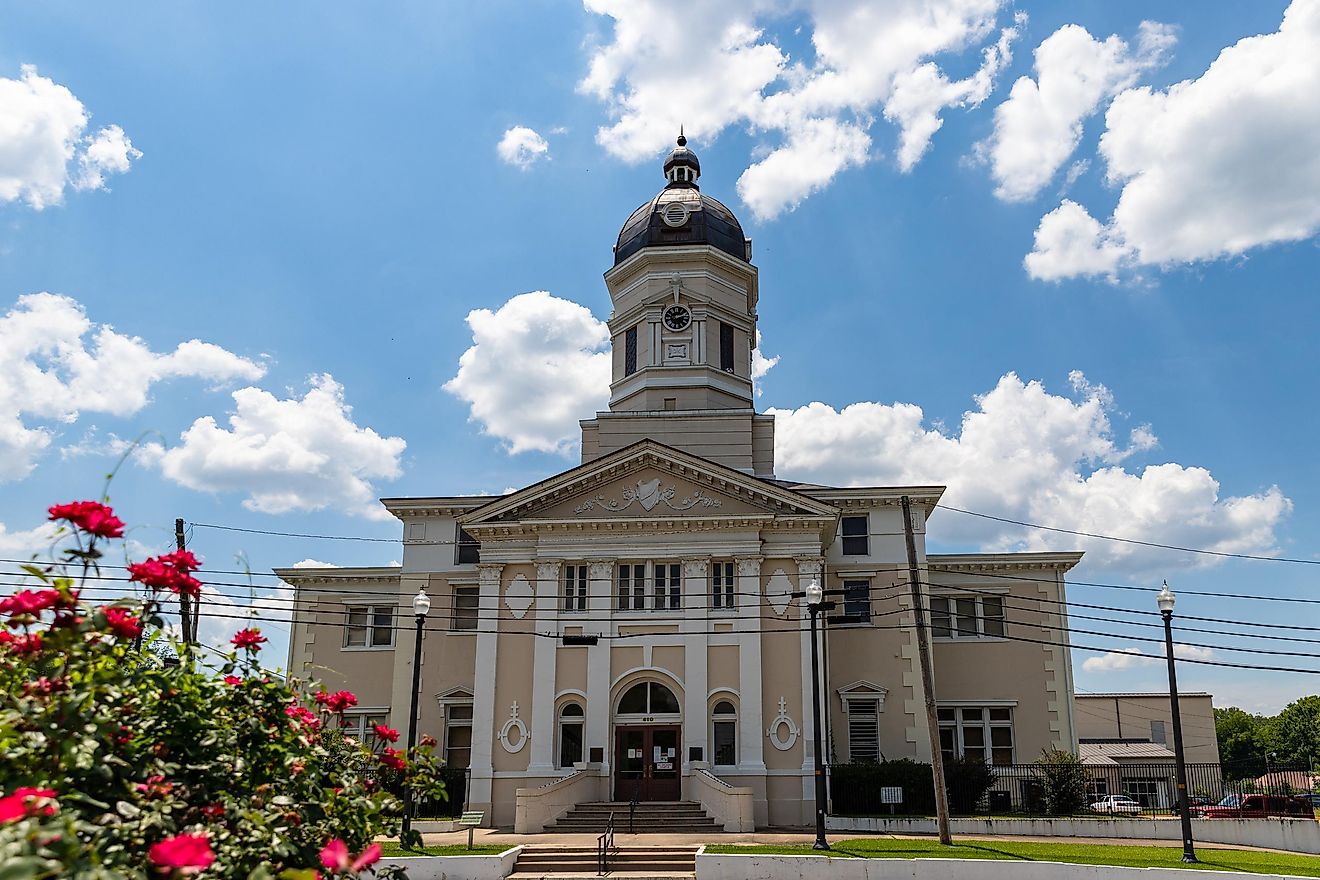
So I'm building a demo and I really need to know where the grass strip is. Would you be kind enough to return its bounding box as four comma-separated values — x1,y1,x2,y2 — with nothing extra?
377,842,513,857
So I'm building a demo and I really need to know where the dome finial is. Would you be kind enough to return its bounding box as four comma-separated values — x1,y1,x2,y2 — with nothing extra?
677,125,686,147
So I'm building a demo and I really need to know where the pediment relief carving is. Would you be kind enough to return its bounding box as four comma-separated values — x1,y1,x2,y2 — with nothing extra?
532,468,761,520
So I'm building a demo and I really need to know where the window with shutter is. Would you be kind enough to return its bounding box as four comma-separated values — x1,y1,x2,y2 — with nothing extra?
846,699,880,761
625,326,638,375
719,322,734,372
562,564,588,612
712,561,735,609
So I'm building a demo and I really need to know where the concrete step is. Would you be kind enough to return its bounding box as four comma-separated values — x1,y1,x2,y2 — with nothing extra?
509,874,694,880
514,845,698,876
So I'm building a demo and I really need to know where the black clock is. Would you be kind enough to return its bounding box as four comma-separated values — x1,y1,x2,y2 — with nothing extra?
663,305,691,331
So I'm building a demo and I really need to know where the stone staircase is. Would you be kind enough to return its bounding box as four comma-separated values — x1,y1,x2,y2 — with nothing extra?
509,844,698,879
545,801,721,834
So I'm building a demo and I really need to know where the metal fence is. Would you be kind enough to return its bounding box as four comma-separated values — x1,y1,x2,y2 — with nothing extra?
829,761,1317,818
413,766,471,819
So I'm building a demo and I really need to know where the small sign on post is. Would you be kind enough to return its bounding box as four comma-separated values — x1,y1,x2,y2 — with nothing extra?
881,786,903,815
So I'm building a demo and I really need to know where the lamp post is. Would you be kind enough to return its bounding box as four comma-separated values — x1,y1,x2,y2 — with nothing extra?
402,587,431,839
806,579,830,851
1158,581,1196,863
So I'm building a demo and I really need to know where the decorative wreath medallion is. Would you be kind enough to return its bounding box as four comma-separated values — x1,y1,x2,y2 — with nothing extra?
498,701,529,754
766,696,800,751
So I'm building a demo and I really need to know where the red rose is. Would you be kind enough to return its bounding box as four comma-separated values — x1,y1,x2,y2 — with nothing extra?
231,628,266,650
0,632,43,655
320,838,381,872
135,774,173,799
48,501,125,539
313,690,330,706
379,747,406,771
200,803,225,819
148,832,215,873
324,690,357,713
372,723,400,743
0,787,58,823
0,588,60,617
284,705,322,731
222,675,242,686
128,550,202,597
102,607,142,640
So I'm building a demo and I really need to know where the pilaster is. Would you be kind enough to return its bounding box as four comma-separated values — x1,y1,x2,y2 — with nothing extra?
528,559,562,774
796,557,824,813
469,564,504,808
682,558,710,776
735,556,766,775
586,561,614,772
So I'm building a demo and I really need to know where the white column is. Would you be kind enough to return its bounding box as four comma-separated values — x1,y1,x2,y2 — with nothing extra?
683,558,710,776
528,559,562,775
736,556,766,773
469,564,503,808
796,557,824,811
587,561,614,774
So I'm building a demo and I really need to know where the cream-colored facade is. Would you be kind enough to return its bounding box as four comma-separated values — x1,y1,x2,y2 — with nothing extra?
281,138,1083,829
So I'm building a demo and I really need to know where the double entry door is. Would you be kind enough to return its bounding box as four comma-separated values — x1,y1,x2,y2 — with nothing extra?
614,725,681,801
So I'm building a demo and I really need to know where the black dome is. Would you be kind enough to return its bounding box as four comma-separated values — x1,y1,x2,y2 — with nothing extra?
613,134,748,266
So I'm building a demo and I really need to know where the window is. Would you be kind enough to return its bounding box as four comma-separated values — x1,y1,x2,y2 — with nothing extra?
562,564,588,612
344,604,394,648
938,706,1014,765
841,515,868,555
337,710,391,752
625,326,638,375
455,527,480,564
617,681,680,715
444,703,473,768
930,595,1006,639
712,700,737,766
719,322,734,372
846,699,880,762
558,703,584,768
452,586,479,631
617,562,681,611
711,561,736,609
663,397,677,411
843,580,871,621
1150,720,1167,745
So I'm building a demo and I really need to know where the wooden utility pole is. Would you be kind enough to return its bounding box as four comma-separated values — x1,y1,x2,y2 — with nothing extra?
902,495,952,845
175,518,194,648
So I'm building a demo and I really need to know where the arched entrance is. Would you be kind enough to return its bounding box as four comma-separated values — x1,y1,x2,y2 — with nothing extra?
613,681,681,801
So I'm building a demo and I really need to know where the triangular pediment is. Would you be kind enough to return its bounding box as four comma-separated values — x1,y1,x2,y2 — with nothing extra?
460,440,836,528
837,680,888,698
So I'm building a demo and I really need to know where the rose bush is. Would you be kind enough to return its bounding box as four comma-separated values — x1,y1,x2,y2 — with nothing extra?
0,501,447,878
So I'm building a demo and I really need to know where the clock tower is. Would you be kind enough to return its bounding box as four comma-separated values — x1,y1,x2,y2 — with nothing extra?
579,134,776,477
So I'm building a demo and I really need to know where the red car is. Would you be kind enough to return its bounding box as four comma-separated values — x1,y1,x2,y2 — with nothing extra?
1192,794,1315,819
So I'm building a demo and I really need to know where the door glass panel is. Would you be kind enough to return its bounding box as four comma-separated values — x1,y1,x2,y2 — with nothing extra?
651,728,679,779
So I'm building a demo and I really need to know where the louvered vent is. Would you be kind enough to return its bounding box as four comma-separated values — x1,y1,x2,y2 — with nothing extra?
662,202,690,227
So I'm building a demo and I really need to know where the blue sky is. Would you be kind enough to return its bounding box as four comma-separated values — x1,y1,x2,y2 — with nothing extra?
2,1,1317,714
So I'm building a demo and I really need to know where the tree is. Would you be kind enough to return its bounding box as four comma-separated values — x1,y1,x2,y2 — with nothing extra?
1215,706,1268,778
943,757,997,814
1271,696,1320,768
1035,749,1090,816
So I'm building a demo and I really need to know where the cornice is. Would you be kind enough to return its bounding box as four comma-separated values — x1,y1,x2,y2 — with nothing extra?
795,486,946,510
273,565,402,585
604,244,758,289
927,551,1085,573
463,513,834,541
381,496,503,519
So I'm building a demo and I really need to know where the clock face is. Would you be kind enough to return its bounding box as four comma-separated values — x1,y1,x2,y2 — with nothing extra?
663,305,691,331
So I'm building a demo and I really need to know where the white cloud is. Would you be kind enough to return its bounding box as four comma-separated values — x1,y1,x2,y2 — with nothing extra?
981,21,1175,202
0,521,59,569
443,292,611,455
0,293,265,482
769,371,1291,573
582,0,1021,219
497,126,551,169
138,374,406,520
1023,199,1126,281
751,329,779,397
1026,0,1320,278
292,558,338,568
1082,643,1215,673
0,65,140,209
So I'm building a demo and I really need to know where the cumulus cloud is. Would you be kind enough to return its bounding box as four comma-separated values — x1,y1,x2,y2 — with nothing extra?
0,293,265,482
581,0,1022,220
0,65,140,209
138,374,406,520
292,558,339,568
770,371,1291,573
1026,0,1320,278
981,21,1175,202
444,292,611,455
497,126,551,169
1082,643,1215,673
0,521,59,569
751,329,779,397
1023,199,1126,281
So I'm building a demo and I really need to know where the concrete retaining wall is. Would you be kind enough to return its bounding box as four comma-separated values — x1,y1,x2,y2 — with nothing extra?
828,816,1320,855
375,845,521,880
695,851,1309,880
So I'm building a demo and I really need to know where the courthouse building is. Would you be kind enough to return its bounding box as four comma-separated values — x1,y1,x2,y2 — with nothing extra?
280,137,1083,830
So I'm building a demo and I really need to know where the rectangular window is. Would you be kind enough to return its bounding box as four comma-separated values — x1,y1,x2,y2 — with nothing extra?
618,563,647,611
719,322,734,372
846,699,880,762
938,705,1014,765
345,604,394,648
711,561,736,609
654,562,681,610
445,704,473,769
843,580,871,622
455,527,480,564
452,587,479,631
713,721,737,766
1150,720,1167,745
841,515,868,556
981,596,1005,637
625,326,638,375
930,595,1007,639
339,711,390,752
562,564,588,612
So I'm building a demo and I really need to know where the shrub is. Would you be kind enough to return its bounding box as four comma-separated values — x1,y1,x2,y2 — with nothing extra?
943,756,997,814
830,759,936,815
0,499,447,878
1036,749,1091,815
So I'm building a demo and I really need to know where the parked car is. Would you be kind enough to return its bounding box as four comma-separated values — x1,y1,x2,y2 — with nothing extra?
1191,794,1315,819
1089,795,1143,815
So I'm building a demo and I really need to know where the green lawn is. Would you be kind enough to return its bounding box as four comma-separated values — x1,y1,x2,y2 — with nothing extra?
377,843,512,857
704,839,1320,876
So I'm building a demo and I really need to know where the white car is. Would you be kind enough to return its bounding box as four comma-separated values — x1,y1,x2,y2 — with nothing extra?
1089,795,1143,815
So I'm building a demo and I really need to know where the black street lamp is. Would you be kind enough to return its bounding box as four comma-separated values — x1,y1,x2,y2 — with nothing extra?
1158,581,1197,864
402,587,431,840
806,579,830,851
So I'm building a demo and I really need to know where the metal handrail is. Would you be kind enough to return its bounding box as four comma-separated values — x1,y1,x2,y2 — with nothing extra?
597,811,616,876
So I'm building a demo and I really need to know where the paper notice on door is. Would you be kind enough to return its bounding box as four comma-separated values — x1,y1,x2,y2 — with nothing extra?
654,746,662,762
629,749,640,759
656,761,672,770
667,748,676,758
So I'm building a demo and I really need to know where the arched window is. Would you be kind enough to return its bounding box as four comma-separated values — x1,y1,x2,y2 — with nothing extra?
617,682,680,716
712,700,737,766
558,702,585,768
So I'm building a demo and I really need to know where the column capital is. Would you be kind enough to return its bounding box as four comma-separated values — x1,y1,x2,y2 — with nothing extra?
682,558,710,577
794,557,825,580
735,556,763,577
534,559,563,581
476,564,504,587
588,561,614,580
